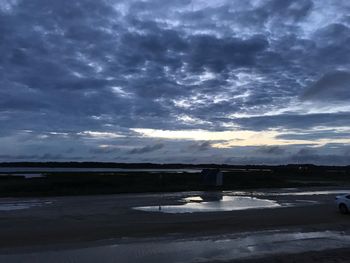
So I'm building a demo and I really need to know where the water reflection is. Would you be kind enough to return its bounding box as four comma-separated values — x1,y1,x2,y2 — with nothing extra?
275,190,350,196
0,167,201,173
0,200,51,211
135,193,280,213
223,189,350,197
1,230,350,263
0,173,45,179
184,191,223,203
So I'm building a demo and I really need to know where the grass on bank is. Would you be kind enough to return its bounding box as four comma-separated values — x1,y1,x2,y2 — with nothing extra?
1,168,350,197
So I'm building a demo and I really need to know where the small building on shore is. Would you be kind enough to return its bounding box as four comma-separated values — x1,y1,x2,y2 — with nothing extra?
201,168,223,186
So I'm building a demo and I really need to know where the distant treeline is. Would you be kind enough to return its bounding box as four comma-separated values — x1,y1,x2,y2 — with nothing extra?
0,162,350,171
1,162,350,197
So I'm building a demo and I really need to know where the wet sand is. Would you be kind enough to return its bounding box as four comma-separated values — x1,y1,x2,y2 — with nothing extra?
231,248,350,263
1,188,350,262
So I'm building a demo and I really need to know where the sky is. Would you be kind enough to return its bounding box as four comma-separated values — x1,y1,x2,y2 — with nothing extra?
1,0,350,165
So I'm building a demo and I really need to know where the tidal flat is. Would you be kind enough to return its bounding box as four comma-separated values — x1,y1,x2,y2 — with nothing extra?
1,187,350,262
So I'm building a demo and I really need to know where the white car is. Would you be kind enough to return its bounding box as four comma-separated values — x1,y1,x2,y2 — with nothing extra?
335,194,350,214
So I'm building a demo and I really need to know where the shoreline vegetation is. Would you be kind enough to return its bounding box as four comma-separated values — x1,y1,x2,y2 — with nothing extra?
1,161,350,169
1,162,350,197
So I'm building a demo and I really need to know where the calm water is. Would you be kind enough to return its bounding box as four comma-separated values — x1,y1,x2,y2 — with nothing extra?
0,167,201,173
0,173,45,179
134,195,281,213
0,200,52,211
223,189,350,196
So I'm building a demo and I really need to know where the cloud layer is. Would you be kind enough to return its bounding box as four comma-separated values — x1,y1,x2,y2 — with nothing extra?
1,0,350,164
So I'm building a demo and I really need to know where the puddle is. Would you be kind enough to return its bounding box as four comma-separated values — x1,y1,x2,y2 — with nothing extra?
134,196,280,213
1,230,350,263
223,189,350,197
0,173,45,179
0,200,52,211
275,190,350,196
13,174,44,179
183,196,203,202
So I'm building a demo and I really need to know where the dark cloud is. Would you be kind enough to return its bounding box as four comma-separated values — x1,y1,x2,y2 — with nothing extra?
0,153,69,160
128,143,164,154
256,146,286,155
90,147,119,154
188,141,213,152
65,147,75,154
302,70,350,101
290,147,350,165
277,131,350,140
263,0,314,23
233,112,350,131
0,154,40,160
186,35,268,73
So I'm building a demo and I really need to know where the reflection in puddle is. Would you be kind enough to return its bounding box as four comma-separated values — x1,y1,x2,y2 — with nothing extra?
1,230,350,263
275,190,350,196
0,200,51,211
183,196,203,202
224,189,350,197
134,195,280,213
0,173,45,179
14,174,44,179
183,192,224,203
